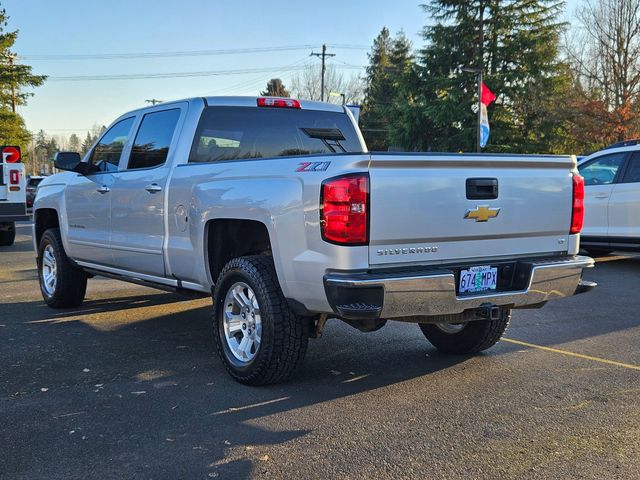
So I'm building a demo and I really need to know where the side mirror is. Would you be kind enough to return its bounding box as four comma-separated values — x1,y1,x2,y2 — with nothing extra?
54,152,87,174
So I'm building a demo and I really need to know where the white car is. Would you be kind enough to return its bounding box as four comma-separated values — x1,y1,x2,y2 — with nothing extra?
578,142,640,255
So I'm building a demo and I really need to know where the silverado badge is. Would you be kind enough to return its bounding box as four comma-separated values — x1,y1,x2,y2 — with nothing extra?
465,205,500,222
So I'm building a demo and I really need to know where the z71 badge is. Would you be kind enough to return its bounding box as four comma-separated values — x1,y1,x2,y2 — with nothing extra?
295,161,331,172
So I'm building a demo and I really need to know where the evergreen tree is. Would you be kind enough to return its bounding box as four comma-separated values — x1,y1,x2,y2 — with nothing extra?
0,5,46,110
260,78,290,97
81,132,94,155
361,28,413,151
393,0,569,153
0,107,29,145
0,4,46,170
34,129,47,150
361,28,393,150
46,137,59,159
68,133,81,152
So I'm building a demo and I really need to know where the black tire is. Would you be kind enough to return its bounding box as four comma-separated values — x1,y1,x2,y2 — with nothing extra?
584,248,612,257
212,255,309,385
0,222,16,246
37,228,87,308
419,309,511,354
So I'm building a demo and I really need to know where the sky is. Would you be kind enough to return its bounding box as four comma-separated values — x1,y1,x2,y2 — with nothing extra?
4,0,580,141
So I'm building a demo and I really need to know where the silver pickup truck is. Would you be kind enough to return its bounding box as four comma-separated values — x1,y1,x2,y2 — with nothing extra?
34,96,595,384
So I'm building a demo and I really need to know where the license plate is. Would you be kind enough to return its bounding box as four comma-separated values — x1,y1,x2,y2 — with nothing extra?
459,265,498,294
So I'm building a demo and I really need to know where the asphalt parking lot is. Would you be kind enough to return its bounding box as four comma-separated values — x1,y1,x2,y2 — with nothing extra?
1,223,639,479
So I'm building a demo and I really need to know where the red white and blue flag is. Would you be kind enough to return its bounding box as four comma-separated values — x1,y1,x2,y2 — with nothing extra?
479,82,496,148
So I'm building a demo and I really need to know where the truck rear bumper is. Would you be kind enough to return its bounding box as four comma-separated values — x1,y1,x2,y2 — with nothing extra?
324,255,595,320
0,215,29,223
0,201,28,222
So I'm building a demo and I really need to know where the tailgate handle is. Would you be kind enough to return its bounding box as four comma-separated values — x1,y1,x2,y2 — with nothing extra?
466,178,498,200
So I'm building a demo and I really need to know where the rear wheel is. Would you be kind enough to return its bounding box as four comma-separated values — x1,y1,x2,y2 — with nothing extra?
37,228,87,308
212,255,309,385
419,309,511,354
0,222,16,246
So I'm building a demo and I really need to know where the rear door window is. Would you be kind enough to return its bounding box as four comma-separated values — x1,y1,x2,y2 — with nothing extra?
189,106,363,163
89,117,135,172
621,152,640,183
126,109,181,170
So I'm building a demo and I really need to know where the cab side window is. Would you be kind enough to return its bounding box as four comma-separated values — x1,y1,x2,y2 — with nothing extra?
621,152,640,183
89,117,135,173
578,153,626,186
126,109,181,170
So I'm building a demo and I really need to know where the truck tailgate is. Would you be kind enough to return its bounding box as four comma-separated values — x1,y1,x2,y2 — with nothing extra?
368,153,576,266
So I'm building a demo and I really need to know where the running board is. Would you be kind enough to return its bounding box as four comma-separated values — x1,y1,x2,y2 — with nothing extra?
82,268,207,298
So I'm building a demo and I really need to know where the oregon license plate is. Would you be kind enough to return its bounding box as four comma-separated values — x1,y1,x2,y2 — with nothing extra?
459,265,498,294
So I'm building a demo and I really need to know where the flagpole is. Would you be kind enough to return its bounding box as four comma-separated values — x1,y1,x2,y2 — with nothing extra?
477,3,484,153
477,72,482,153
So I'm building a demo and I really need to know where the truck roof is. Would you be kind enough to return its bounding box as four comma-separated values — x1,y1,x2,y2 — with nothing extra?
121,96,346,118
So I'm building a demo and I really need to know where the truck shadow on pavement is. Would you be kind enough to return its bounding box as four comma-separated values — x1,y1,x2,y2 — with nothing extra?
1,224,35,253
1,292,470,479
0,240,33,253
3,238,639,479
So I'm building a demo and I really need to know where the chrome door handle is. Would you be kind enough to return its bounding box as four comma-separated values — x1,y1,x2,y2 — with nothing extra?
595,193,609,199
145,183,162,193
96,185,110,194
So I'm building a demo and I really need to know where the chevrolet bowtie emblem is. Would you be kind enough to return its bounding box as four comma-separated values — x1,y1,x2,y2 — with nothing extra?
465,206,500,222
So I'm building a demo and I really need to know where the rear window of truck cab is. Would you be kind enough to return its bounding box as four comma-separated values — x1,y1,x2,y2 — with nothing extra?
188,106,363,163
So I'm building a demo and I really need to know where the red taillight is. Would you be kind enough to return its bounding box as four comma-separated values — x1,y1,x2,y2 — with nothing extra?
9,169,20,185
571,173,585,234
257,97,301,109
2,146,21,163
321,174,368,245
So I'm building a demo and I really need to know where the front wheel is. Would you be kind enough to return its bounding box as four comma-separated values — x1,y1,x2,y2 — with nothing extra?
0,222,16,246
212,255,309,385
419,309,511,354
37,228,88,308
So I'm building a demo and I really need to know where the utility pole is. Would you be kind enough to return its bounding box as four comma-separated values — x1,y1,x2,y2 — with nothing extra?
145,98,162,105
476,4,484,153
310,44,335,102
8,54,16,113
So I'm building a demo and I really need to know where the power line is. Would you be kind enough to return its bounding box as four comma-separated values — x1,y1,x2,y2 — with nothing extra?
47,64,364,82
34,58,317,133
18,44,369,61
48,65,310,81
19,45,319,61
216,57,310,95
30,128,95,132
327,44,370,50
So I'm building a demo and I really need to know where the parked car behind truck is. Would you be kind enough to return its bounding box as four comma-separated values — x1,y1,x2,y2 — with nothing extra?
0,146,28,246
578,143,640,255
26,175,45,210
33,96,595,384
